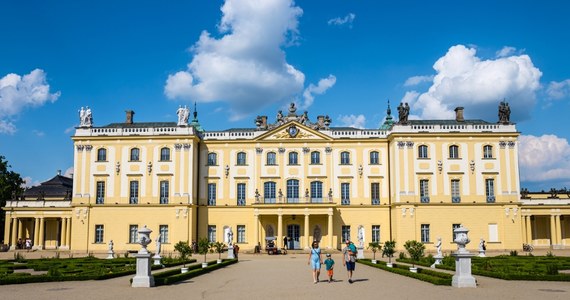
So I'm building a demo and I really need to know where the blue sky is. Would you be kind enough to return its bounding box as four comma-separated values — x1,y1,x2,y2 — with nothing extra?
1,0,570,191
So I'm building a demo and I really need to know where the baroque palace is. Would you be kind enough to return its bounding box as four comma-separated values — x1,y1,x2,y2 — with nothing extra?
3,102,569,253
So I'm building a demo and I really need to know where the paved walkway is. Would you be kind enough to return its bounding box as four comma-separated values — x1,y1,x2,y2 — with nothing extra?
1,252,569,300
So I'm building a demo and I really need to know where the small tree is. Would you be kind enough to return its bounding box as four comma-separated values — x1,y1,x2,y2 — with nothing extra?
382,240,396,264
173,241,192,267
367,242,381,261
212,241,226,260
197,237,212,264
404,240,425,267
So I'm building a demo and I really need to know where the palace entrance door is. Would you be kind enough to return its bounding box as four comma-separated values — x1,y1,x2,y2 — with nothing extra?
287,224,300,249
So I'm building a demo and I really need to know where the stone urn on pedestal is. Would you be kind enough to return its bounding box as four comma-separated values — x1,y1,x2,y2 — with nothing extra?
131,225,155,288
451,225,477,288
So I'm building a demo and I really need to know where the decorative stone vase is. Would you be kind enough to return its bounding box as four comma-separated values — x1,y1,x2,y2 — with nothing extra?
181,267,188,273
217,259,222,264
137,225,152,255
202,262,208,268
409,267,418,273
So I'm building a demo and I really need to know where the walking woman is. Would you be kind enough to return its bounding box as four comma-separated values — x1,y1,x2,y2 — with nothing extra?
307,241,323,283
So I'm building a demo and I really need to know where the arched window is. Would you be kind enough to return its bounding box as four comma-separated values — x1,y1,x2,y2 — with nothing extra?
287,179,299,203
160,147,170,161
130,148,140,161
449,145,459,159
237,152,246,165
370,151,379,164
97,148,107,161
310,151,320,164
310,181,323,203
207,153,217,165
483,145,493,159
418,145,429,159
340,151,350,165
264,181,276,203
266,152,276,165
288,151,299,165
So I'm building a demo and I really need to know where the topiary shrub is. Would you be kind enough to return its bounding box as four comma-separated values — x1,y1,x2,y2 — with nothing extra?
404,240,425,266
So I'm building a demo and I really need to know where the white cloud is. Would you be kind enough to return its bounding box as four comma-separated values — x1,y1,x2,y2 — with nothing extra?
0,69,60,134
328,13,356,27
301,75,336,109
63,167,74,178
22,176,41,188
519,134,570,182
495,46,516,58
32,130,45,137
164,0,307,120
546,79,570,100
338,114,366,129
404,75,433,87
410,45,542,121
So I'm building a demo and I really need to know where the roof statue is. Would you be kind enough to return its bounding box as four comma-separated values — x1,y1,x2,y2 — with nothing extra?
397,102,410,125
255,102,332,131
79,106,93,127
498,99,511,124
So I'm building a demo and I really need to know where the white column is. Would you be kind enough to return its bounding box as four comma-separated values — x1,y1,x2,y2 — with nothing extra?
328,211,333,249
10,218,18,249
555,215,562,246
38,218,45,250
254,213,259,249
304,213,310,249
526,215,532,244
61,218,67,247
550,215,556,246
277,213,283,249
66,217,72,249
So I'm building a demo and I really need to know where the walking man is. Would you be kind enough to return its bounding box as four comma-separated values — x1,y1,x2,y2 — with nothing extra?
342,240,357,283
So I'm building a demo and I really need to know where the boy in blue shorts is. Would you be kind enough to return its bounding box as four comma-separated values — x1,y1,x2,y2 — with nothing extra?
342,240,357,283
324,253,335,283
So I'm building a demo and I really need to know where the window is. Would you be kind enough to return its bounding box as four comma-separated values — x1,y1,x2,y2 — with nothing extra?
420,179,429,203
237,183,246,206
129,225,138,243
96,181,105,204
340,151,350,165
129,181,139,204
310,181,323,203
370,151,379,165
485,179,495,203
371,182,380,205
483,145,493,159
488,223,498,242
97,148,107,161
286,179,299,203
208,225,217,242
266,152,276,165
451,179,461,203
264,182,276,203
237,152,246,165
421,224,430,243
341,183,350,205
418,145,428,159
95,225,104,243
160,181,169,204
130,148,140,161
237,225,246,243
288,152,298,165
449,145,459,159
208,183,216,206
310,151,320,164
207,153,217,165
159,225,169,243
160,147,170,161
452,224,461,241
372,225,380,243
342,225,351,243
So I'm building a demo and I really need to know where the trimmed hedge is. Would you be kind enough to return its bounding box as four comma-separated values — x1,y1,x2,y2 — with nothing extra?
153,259,238,286
358,259,452,286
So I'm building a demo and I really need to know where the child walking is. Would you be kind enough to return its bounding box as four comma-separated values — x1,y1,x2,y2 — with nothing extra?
324,253,335,283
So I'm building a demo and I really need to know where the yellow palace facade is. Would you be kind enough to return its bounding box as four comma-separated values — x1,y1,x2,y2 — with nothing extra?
3,103,570,253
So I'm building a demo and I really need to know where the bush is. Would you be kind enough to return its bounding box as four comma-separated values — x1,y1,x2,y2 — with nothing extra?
174,241,193,267
382,240,396,263
510,250,518,256
546,264,558,275
358,259,451,286
398,252,406,259
404,240,425,262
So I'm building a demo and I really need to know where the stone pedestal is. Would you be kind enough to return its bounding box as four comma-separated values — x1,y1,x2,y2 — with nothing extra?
452,252,476,288
478,250,486,257
153,254,162,266
431,254,443,268
107,250,115,259
132,252,155,287
356,247,364,259
227,246,235,259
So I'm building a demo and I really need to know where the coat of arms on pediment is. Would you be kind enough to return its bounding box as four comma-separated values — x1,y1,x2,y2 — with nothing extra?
272,125,315,139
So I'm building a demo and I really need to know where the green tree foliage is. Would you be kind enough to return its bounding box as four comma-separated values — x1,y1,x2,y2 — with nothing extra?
0,156,24,243
404,240,425,262
197,237,212,263
173,241,193,267
382,240,396,263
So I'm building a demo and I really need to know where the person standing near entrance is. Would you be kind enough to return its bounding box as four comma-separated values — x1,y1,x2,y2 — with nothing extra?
307,241,322,284
342,240,357,283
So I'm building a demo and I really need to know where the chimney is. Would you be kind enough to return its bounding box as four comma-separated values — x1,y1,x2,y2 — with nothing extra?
125,110,135,124
454,107,464,122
